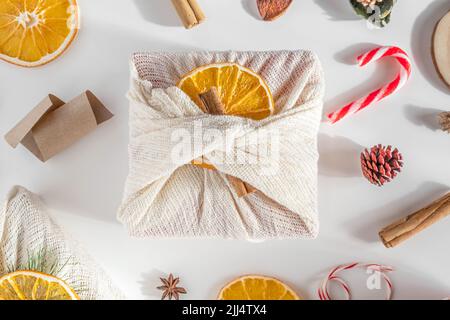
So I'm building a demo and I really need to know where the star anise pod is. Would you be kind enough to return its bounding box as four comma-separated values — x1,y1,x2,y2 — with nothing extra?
157,273,187,300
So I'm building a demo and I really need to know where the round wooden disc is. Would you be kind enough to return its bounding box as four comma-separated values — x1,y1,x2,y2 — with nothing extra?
433,11,450,88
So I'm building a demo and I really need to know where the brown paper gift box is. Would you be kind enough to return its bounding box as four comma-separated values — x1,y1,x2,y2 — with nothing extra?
4,91,113,162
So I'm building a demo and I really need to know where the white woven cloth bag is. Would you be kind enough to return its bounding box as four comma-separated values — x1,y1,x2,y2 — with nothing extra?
119,51,324,240
0,186,125,300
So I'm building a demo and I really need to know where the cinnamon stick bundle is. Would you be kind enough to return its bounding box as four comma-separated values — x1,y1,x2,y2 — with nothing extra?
171,0,205,29
379,192,450,248
197,88,257,198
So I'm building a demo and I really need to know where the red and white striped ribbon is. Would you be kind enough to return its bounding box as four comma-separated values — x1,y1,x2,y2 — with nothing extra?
318,262,394,300
327,46,411,124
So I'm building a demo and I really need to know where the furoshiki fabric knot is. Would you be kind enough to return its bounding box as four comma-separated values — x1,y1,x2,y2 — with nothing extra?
118,51,325,240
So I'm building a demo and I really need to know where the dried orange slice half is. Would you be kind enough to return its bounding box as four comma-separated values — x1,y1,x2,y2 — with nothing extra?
0,270,80,300
178,63,275,121
218,275,301,300
0,0,79,67
178,63,275,169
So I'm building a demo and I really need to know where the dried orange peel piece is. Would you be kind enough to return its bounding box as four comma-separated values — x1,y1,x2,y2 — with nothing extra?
0,0,79,67
0,270,80,300
218,275,301,300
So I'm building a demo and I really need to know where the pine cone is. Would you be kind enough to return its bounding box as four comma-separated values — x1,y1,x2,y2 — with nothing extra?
439,111,450,133
361,144,403,186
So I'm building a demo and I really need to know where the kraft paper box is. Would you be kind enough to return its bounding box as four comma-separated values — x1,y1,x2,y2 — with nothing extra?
4,91,113,162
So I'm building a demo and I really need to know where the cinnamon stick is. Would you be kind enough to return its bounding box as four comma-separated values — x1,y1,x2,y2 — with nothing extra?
199,87,225,115
197,88,257,198
227,175,257,198
379,192,450,248
171,0,206,29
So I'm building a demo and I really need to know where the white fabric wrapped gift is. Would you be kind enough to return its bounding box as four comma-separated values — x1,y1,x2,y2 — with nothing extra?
0,186,124,300
119,51,324,240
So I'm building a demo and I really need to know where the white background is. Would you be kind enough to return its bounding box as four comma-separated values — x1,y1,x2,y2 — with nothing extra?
1,0,450,300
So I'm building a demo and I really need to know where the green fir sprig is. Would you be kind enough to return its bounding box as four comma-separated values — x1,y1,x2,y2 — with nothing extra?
4,248,87,297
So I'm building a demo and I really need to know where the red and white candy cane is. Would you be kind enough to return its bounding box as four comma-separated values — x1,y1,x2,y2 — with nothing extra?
327,46,411,124
318,262,394,300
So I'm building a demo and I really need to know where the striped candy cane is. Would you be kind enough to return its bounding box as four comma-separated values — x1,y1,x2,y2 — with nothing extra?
318,262,394,300
327,46,411,124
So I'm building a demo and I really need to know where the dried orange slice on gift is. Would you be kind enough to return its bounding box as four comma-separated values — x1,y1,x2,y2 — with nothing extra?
178,63,275,121
0,0,79,67
0,270,80,300
178,63,275,170
218,275,301,300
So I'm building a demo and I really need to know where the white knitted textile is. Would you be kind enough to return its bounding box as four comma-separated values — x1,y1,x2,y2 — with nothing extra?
0,186,124,300
119,51,324,240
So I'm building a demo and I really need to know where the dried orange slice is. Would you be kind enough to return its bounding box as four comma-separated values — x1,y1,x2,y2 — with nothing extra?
218,275,301,300
0,0,79,67
0,270,80,300
178,63,275,121
178,63,274,169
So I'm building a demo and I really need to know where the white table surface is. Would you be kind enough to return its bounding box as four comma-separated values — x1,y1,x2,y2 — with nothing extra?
1,0,450,300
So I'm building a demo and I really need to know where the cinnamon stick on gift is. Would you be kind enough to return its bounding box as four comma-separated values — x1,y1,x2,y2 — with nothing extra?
198,87,257,198
226,175,257,198
379,192,450,248
171,0,206,29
